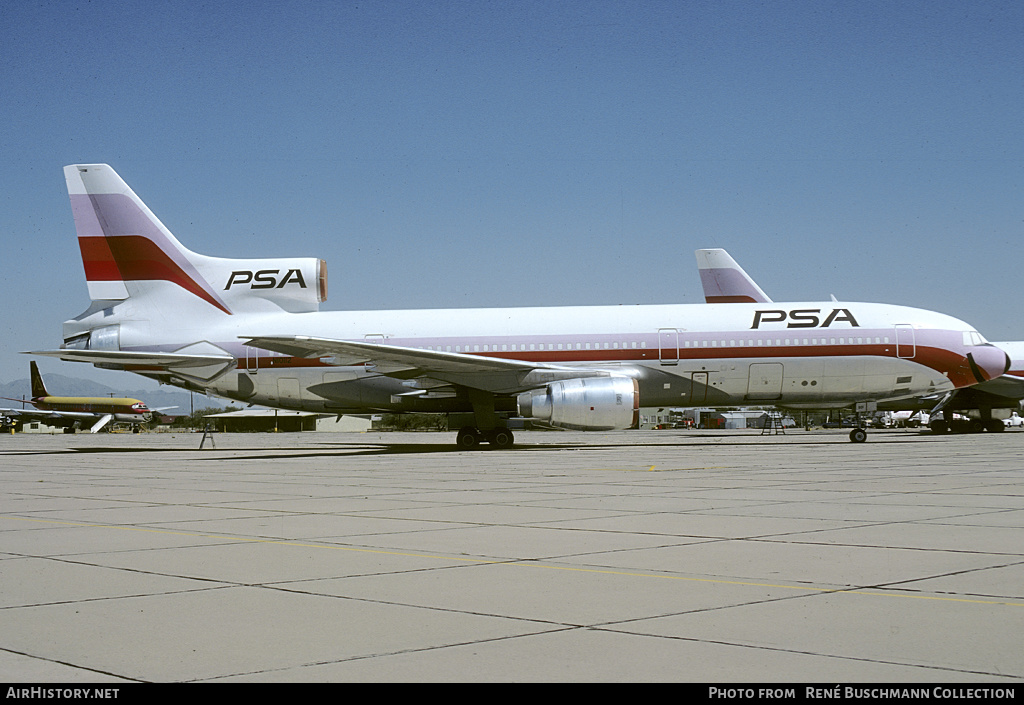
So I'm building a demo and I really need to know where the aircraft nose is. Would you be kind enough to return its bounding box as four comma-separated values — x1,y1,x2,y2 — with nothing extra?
967,344,1011,384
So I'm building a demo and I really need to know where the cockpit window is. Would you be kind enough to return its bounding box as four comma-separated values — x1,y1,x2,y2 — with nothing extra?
963,331,988,346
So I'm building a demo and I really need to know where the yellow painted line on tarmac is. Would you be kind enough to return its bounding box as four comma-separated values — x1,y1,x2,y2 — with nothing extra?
4,514,1022,608
1,514,490,564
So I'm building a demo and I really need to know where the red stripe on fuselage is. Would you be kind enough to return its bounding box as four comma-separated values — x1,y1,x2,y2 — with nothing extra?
705,295,760,303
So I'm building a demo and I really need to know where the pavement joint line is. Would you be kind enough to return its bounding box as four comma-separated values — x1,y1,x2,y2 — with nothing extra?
591,466,730,472
4,513,1023,609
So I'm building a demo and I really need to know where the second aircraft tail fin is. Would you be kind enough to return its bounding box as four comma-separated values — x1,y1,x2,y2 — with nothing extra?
695,248,772,304
29,361,49,399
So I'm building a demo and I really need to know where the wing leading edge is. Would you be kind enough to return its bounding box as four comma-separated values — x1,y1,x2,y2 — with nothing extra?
243,335,620,395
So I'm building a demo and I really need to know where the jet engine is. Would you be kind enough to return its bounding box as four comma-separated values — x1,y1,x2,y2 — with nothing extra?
517,376,639,431
217,257,328,313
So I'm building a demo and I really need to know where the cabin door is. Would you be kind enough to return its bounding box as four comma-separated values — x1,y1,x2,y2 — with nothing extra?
659,328,679,365
746,363,784,400
895,324,916,359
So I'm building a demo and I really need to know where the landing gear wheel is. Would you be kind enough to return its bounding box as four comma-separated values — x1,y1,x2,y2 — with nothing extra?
986,419,1005,433
488,429,515,449
849,428,867,443
456,427,480,450
930,420,949,434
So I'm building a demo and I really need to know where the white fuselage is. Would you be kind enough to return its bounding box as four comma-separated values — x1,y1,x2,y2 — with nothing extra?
71,296,992,414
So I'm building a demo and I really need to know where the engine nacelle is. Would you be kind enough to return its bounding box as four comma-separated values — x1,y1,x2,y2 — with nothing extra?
517,376,639,431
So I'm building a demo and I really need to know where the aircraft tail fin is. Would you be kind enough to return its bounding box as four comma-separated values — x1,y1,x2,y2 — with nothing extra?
64,164,327,316
30,361,49,399
695,248,773,303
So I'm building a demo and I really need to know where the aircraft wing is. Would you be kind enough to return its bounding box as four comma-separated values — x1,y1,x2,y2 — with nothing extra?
0,408,68,421
243,335,617,395
0,407,129,433
0,407,87,429
27,349,234,368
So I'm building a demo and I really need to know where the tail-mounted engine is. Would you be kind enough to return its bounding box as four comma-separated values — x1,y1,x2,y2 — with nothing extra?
517,376,639,431
217,258,327,313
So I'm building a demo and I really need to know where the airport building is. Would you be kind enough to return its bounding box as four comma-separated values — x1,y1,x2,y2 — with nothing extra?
640,407,777,430
203,409,371,433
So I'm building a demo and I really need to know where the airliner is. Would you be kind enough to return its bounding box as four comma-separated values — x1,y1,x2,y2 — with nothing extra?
28,165,1009,447
694,248,1024,433
0,361,156,433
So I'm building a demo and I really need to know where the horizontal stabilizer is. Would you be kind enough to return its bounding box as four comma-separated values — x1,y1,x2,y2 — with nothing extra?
26,349,237,383
27,349,234,368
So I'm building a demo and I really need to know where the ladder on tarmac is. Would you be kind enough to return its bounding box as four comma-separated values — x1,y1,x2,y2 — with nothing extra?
761,412,786,435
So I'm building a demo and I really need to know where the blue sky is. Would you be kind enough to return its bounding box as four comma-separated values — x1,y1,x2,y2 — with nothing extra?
2,0,1021,388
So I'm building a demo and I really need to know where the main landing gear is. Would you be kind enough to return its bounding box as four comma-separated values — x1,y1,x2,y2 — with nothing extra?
456,426,515,450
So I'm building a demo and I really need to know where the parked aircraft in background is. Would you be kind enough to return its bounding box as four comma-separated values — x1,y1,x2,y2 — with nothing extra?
28,165,1009,446
0,361,159,433
890,410,929,427
694,248,1024,433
